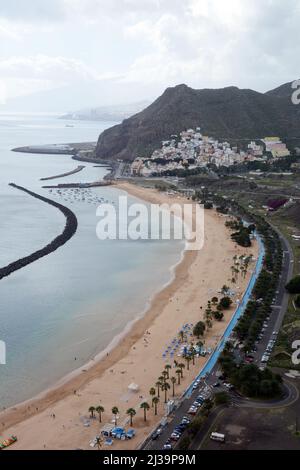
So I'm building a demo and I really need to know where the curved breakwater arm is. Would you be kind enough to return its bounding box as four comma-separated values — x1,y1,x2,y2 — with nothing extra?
0,184,78,281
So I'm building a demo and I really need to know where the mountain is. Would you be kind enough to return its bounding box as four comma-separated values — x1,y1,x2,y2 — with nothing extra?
96,81,300,161
266,81,296,99
59,101,150,122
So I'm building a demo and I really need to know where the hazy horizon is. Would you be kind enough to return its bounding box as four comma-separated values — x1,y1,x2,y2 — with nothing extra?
0,0,299,113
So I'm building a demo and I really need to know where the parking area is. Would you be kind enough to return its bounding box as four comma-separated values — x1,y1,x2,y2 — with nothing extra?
144,384,212,450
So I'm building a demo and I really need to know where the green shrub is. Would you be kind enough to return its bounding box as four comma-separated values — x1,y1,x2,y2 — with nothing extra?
218,297,233,310
214,391,230,405
286,276,300,294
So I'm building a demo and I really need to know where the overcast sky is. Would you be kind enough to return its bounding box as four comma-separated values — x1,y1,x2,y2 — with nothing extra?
0,0,299,111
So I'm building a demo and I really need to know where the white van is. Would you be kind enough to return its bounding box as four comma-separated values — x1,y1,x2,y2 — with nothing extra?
210,432,225,443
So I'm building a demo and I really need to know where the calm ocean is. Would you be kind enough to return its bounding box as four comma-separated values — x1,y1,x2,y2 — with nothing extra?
0,114,183,408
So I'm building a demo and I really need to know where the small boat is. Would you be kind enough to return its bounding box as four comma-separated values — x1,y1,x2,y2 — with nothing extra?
0,435,18,450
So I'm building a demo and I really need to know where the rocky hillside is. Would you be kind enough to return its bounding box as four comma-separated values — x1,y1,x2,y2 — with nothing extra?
96,82,300,161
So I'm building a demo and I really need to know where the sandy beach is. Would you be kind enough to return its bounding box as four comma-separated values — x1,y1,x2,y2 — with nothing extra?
0,182,258,450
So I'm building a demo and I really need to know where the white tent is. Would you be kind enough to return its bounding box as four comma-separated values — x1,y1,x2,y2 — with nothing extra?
128,383,139,392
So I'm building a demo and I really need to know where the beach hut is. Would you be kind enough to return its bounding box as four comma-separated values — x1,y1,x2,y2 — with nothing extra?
100,423,114,438
111,427,126,440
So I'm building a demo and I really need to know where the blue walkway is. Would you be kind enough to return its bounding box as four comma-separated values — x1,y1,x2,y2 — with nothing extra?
185,233,265,398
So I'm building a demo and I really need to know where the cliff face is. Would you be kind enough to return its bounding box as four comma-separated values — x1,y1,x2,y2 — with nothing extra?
96,82,300,161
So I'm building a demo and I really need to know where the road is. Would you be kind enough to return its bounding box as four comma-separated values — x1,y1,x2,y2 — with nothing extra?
142,224,294,451
253,226,294,367
142,383,212,451
192,379,299,450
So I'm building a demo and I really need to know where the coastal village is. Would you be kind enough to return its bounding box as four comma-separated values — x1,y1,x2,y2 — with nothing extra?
130,128,290,177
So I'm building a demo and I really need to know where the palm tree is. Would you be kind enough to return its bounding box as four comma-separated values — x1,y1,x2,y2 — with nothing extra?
165,364,172,379
155,380,162,398
126,408,136,426
178,330,185,343
95,405,104,423
112,406,119,425
183,354,191,371
158,375,164,384
190,345,197,365
230,265,236,278
178,363,185,378
211,297,219,307
89,406,96,419
176,369,182,385
149,387,156,406
140,402,150,422
171,376,177,397
152,396,160,416
221,285,230,295
96,436,102,450
161,381,171,403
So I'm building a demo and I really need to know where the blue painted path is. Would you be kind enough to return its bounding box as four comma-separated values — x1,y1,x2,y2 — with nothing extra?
185,233,265,398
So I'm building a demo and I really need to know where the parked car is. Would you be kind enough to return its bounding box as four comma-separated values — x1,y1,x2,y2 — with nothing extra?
181,417,191,425
245,357,254,364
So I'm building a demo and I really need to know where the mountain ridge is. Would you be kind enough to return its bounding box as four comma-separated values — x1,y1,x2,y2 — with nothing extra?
96,81,300,161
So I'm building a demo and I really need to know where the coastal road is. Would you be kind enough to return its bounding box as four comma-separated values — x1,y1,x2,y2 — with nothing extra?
142,225,294,451
253,225,294,367
142,383,212,451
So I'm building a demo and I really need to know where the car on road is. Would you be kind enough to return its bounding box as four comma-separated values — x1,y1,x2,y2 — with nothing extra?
188,407,198,415
163,440,173,450
175,424,186,432
151,429,162,440
194,401,203,408
181,417,191,425
170,432,181,441
213,382,221,388
223,382,234,390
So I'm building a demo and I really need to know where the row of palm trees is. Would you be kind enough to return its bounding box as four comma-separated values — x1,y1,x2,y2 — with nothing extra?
87,333,204,429
230,254,253,284
88,402,151,427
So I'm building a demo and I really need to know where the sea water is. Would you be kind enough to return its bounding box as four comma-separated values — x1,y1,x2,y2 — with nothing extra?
0,114,184,407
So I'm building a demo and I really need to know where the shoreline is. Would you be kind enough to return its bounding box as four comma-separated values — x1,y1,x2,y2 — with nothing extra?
0,190,193,430
0,183,257,449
